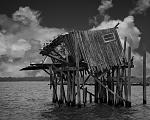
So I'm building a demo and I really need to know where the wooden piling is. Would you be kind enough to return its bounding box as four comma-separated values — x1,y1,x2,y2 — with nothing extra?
119,69,124,106
103,77,107,103
71,71,76,106
127,46,131,107
111,68,115,105
89,93,92,103
94,77,99,103
107,71,113,105
49,67,57,103
143,49,146,104
99,77,103,103
59,73,64,104
83,87,87,106
53,74,58,103
67,71,71,106
123,38,129,107
75,37,81,108
115,67,120,106
81,71,84,104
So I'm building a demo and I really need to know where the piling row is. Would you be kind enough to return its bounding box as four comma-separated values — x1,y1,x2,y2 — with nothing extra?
47,39,134,108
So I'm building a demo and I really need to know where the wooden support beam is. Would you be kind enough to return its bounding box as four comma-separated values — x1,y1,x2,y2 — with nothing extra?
107,71,113,105
94,78,99,103
75,38,81,108
83,87,87,106
42,51,68,64
127,46,131,107
58,72,64,104
53,67,86,72
91,75,126,102
103,77,107,103
143,49,146,104
124,37,127,56
81,71,85,105
123,38,128,106
71,71,76,106
119,69,124,106
115,68,120,106
80,87,94,96
111,69,115,105
89,93,92,103
99,77,103,103
66,71,71,106
80,74,90,89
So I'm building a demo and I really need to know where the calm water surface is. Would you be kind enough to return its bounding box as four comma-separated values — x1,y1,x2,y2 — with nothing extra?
0,82,150,120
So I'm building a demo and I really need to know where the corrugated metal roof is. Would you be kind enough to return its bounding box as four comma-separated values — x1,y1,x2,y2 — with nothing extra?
40,28,124,73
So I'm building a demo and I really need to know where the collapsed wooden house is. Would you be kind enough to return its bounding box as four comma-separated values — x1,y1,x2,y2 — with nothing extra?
21,26,134,107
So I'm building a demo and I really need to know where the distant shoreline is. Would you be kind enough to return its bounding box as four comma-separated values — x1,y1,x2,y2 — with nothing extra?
0,80,149,86
0,77,50,82
0,80,49,82
0,76,150,86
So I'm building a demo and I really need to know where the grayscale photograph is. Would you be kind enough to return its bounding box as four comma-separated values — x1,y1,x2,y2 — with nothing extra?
0,0,150,120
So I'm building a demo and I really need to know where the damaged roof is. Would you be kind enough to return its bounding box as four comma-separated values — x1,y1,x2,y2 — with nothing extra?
39,27,124,72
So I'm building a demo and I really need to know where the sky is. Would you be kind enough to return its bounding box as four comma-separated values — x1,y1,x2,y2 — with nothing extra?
0,0,150,77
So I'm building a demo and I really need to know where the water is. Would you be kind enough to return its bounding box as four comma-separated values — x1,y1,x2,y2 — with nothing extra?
0,82,150,120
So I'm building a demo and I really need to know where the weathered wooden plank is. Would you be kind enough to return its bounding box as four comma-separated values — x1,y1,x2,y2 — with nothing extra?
71,71,76,106
143,49,146,104
90,74,126,102
127,46,131,107
75,32,81,107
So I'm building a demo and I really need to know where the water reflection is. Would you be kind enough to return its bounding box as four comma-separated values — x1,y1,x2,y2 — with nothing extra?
41,103,138,120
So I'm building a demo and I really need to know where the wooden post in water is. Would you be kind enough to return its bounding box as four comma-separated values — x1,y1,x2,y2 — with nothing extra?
115,67,120,106
83,87,87,106
81,71,84,104
71,71,76,106
67,71,71,106
108,71,113,105
59,72,64,104
143,49,146,104
123,38,129,107
66,55,71,106
111,68,115,105
103,76,107,103
94,77,99,103
49,67,57,103
75,37,81,107
119,69,124,106
89,93,92,103
127,46,131,107
99,77,104,103
52,73,58,103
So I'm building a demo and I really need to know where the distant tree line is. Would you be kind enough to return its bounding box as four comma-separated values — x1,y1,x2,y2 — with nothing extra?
0,77,50,81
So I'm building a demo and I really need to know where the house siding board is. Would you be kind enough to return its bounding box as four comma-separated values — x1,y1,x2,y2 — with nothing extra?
83,31,98,67
109,41,119,66
105,42,115,66
92,31,106,70
94,31,108,69
77,31,89,63
88,31,103,72
79,31,94,70
96,30,111,69
66,32,75,58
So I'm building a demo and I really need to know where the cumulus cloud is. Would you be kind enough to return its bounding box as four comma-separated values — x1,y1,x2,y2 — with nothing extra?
91,16,141,50
98,0,113,15
89,0,113,26
0,7,66,77
90,0,150,77
130,0,150,15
